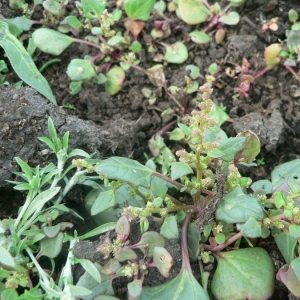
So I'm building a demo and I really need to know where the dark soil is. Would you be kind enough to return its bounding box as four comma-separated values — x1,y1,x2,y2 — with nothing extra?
1,0,300,299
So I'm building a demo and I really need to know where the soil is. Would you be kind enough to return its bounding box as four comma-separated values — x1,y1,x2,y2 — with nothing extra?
1,0,300,299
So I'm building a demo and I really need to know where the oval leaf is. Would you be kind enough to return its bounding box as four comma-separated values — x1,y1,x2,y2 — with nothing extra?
178,0,209,25
67,59,96,81
105,66,125,95
164,41,188,64
124,0,155,21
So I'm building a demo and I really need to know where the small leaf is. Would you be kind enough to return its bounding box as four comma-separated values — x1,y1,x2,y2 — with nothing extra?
32,28,74,55
216,186,265,224
116,216,130,242
0,22,56,104
275,232,297,264
160,215,179,239
115,248,137,262
187,222,200,262
189,31,210,44
185,64,200,79
81,0,106,20
171,162,193,180
215,233,226,244
0,245,15,267
235,130,260,163
212,248,274,300
241,217,262,238
291,257,300,281
67,59,96,81
136,231,165,257
38,232,64,258
91,189,116,215
289,9,299,23
289,224,300,239
164,41,188,64
44,224,61,238
105,66,125,95
169,128,185,141
265,43,282,68
128,279,143,299
219,11,240,25
153,246,173,277
178,0,209,25
277,264,300,297
74,258,102,283
217,137,246,162
250,180,273,194
124,0,155,21
139,269,209,299
102,258,122,275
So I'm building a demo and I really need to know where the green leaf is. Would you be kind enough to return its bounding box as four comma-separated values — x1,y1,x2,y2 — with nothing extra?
107,36,124,46
2,17,34,32
65,16,82,29
95,157,154,187
219,11,240,25
0,245,15,267
212,248,274,300
277,264,300,297
32,28,74,56
0,22,56,104
22,187,60,222
67,59,96,81
216,186,265,223
235,130,260,163
169,128,185,141
81,0,106,20
15,157,33,181
241,216,262,238
139,268,209,299
136,231,165,257
1,289,19,300
291,257,300,281
271,159,300,190
38,137,56,152
178,0,209,25
185,64,200,79
164,41,188,64
217,136,246,162
105,66,125,95
171,162,193,180
38,232,64,258
124,0,155,21
91,189,116,215
153,246,173,277
44,224,60,238
189,31,210,44
250,179,273,194
275,232,297,264
128,279,143,299
289,224,300,239
75,258,102,283
78,222,116,240
160,215,179,239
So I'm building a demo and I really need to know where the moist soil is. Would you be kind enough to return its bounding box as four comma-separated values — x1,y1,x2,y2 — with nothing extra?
1,0,300,299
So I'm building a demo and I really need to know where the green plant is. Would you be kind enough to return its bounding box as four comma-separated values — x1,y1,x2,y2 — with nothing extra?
0,117,115,299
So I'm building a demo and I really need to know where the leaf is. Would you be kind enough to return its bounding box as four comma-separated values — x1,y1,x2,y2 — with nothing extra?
241,216,262,238
67,59,96,81
115,216,130,241
153,246,173,277
291,256,300,282
160,215,179,239
128,279,143,299
44,224,60,238
250,179,273,194
0,245,15,268
38,232,64,258
271,159,300,190
0,22,56,104
289,224,300,239
264,43,282,68
105,66,125,95
212,248,274,300
124,0,155,21
22,187,60,222
189,31,210,44
2,17,34,32
171,162,193,180
81,0,106,20
91,189,116,215
217,137,246,162
115,248,137,262
32,28,74,56
219,11,240,25
187,222,200,262
164,41,188,64
277,264,300,297
185,64,200,79
136,231,165,257
235,130,260,163
78,223,117,240
95,157,154,187
275,232,297,264
178,0,209,25
75,258,102,283
216,186,265,224
139,268,209,299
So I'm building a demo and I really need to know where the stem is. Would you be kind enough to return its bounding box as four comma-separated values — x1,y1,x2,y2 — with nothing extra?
254,67,271,79
152,119,178,138
204,232,243,252
73,38,103,51
181,212,194,272
285,65,300,83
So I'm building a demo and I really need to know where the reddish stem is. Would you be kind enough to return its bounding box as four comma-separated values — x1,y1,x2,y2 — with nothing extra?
204,232,243,252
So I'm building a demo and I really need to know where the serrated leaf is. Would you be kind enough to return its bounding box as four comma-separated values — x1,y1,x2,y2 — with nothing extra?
0,22,56,104
124,0,155,21
212,248,274,300
95,157,154,187
216,186,265,223
139,268,209,299
171,162,193,180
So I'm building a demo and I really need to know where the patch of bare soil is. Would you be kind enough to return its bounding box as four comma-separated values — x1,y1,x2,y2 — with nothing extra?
1,0,300,299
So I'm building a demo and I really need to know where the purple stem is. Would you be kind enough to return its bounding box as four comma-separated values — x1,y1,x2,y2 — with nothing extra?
181,212,194,272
